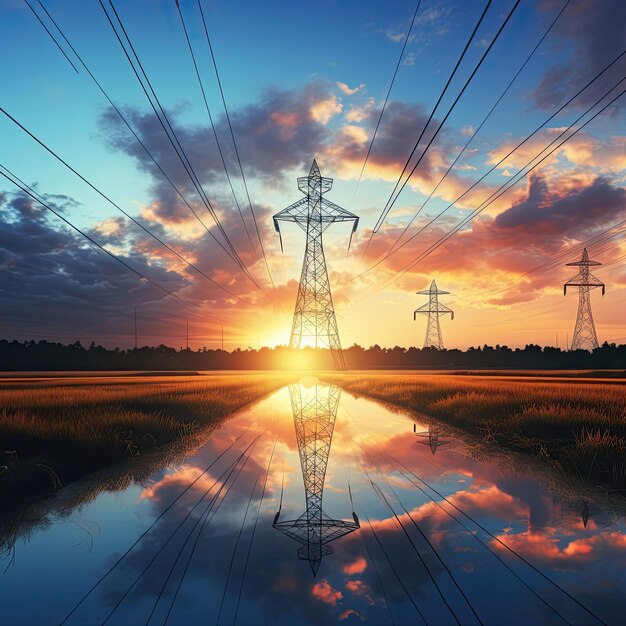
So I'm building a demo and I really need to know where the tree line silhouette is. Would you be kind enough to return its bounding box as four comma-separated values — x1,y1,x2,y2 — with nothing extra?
1,339,625,371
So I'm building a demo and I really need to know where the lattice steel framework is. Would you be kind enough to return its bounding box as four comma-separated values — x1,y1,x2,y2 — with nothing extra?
564,248,605,351
414,279,454,349
274,160,358,370
273,382,359,576
414,423,451,455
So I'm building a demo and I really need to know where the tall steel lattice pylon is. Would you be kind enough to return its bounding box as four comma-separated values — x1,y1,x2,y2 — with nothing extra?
564,248,605,351
273,160,358,370
273,381,359,576
414,279,454,349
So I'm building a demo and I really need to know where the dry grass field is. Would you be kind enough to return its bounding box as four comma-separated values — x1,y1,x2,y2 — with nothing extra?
0,373,293,508
325,373,626,490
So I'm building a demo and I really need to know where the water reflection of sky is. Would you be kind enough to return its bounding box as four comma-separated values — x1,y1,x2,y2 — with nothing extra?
2,381,625,625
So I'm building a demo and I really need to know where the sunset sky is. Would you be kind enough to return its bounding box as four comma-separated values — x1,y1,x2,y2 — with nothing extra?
1,0,625,350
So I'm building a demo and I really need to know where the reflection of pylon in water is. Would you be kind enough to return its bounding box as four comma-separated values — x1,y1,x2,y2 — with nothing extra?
273,161,359,370
413,422,451,455
273,382,359,575
581,499,590,528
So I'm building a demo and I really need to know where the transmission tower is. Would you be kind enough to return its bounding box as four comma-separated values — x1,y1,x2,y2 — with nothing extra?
273,381,359,576
414,279,454,349
564,248,605,351
273,160,358,370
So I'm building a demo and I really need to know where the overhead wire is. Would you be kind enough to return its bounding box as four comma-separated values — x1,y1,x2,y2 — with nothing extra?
364,48,626,281
359,0,495,262
349,0,423,208
174,0,257,257
196,0,282,310
374,0,521,234
374,76,626,291
57,429,251,624
0,107,241,301
30,0,263,288
364,441,606,625
0,165,188,311
383,0,571,260
99,0,262,289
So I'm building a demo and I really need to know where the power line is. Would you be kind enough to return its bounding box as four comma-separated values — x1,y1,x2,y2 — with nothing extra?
359,50,626,286
379,81,626,290
349,0,423,207
0,107,241,300
359,0,494,262
174,0,258,257
376,0,522,234
196,0,282,308
383,0,570,259
29,0,258,286
0,165,187,310
100,0,262,289
23,0,78,73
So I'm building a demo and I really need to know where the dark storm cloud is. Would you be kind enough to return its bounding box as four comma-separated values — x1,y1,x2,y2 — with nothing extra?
531,0,626,110
99,80,335,187
494,176,626,234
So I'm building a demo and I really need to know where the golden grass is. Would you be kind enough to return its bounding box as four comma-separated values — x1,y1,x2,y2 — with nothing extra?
325,373,626,490
0,374,293,507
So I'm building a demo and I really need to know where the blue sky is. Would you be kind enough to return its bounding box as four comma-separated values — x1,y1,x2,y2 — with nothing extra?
1,0,625,349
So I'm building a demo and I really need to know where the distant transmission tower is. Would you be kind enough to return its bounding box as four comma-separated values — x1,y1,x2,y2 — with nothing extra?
273,160,358,370
564,248,605,351
274,382,359,575
414,279,454,349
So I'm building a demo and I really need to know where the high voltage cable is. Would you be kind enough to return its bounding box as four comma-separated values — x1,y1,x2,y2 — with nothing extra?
379,81,626,290
363,441,606,625
374,0,521,234
196,0,282,309
384,0,570,259
57,429,252,625
99,435,262,625
99,0,262,289
174,0,258,257
0,166,189,311
353,446,463,624
364,48,626,280
231,437,278,624
365,516,428,624
349,0,423,208
214,470,263,626
29,0,263,288
359,0,494,262
359,441,574,624
147,441,262,625
23,0,78,72
0,107,241,300
378,474,485,625
360,49,626,284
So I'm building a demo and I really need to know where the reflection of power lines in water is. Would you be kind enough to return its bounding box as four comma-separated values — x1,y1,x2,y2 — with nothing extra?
357,440,607,625
274,382,359,575
413,422,451,455
59,431,264,625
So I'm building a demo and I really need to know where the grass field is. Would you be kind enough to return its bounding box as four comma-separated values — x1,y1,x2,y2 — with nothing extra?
325,373,626,490
0,373,294,508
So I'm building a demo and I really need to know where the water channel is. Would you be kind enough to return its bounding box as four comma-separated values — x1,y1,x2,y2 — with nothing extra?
2,378,625,625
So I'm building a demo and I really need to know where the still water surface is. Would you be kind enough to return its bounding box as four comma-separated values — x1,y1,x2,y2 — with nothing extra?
2,379,625,625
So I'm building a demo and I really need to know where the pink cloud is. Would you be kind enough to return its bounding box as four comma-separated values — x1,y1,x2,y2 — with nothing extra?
342,557,368,575
312,579,343,606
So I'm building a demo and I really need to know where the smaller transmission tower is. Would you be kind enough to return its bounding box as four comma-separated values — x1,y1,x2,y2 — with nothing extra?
564,248,605,351
414,279,454,349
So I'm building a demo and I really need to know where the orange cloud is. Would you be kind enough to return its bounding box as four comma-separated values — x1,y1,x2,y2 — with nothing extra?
342,556,368,575
312,579,343,605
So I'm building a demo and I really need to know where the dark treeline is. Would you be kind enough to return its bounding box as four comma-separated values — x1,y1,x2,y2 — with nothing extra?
2,339,626,371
